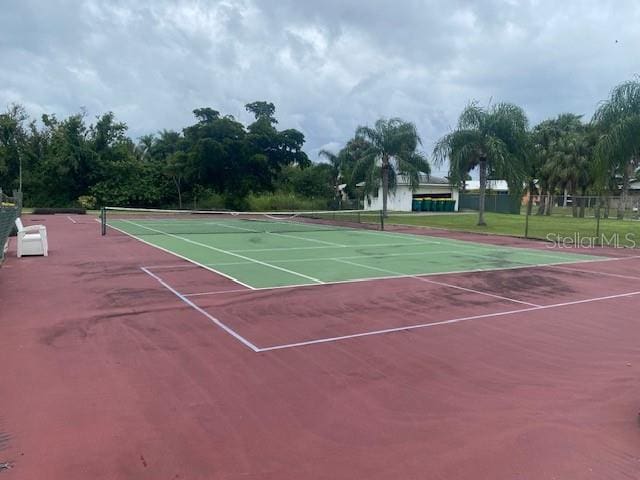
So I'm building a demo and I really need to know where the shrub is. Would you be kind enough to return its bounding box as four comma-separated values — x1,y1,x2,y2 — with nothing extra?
194,191,226,210
32,208,86,215
77,195,97,209
247,192,329,211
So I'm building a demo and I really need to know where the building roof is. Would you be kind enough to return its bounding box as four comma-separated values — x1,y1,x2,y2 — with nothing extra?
396,174,450,186
465,180,509,192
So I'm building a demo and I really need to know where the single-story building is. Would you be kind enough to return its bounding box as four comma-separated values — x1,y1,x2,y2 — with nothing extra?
363,174,459,212
463,180,509,193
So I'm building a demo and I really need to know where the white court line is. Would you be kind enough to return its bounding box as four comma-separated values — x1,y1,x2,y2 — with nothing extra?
204,221,257,233
229,241,431,253
141,267,259,352
142,263,202,270
359,226,617,262
106,222,256,290
156,248,525,268
114,219,640,295
137,252,640,353
548,264,640,281
143,247,606,270
66,216,77,224
122,220,325,285
269,231,347,247
333,258,542,308
193,247,563,267
346,227,443,244
257,289,640,351
227,234,607,265
469,244,608,262
177,256,638,296
184,288,252,297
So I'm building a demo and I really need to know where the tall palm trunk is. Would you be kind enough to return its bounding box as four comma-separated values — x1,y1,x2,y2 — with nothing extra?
526,180,536,216
477,156,487,226
174,177,182,209
381,156,389,218
570,185,578,218
544,187,553,216
578,187,586,218
537,186,546,215
617,164,632,219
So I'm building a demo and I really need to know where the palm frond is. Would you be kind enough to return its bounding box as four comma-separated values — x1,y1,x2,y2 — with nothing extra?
593,80,640,126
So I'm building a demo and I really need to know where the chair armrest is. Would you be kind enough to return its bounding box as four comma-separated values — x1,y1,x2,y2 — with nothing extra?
22,224,45,232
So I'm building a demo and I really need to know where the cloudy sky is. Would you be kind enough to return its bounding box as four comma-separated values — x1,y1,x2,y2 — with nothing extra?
1,0,639,174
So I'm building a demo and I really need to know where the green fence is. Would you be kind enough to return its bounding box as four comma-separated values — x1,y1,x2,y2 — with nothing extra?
388,195,640,247
458,193,521,214
0,206,18,262
0,190,21,263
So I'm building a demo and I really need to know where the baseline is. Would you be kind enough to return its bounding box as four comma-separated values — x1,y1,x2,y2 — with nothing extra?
258,289,640,351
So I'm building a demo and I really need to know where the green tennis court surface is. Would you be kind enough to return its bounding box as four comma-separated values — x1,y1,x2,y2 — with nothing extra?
107,216,605,289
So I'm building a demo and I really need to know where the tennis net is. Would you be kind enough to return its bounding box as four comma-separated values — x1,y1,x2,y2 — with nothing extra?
101,207,384,236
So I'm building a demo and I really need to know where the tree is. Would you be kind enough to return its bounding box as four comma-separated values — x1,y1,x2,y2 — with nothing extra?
0,104,28,192
531,117,561,215
592,79,640,219
318,149,342,202
163,151,193,208
351,118,430,217
193,108,221,124
532,114,593,216
279,163,335,201
243,101,310,191
35,112,96,205
152,130,189,207
136,134,156,161
434,102,528,226
245,102,277,124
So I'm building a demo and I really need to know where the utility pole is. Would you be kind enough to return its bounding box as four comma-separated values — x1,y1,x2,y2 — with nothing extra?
17,145,22,192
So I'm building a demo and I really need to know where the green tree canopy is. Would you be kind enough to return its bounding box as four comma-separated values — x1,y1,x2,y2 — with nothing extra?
434,102,529,225
351,118,430,217
592,79,640,218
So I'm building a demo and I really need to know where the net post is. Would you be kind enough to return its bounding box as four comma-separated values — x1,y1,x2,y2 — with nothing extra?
379,209,384,231
100,207,106,236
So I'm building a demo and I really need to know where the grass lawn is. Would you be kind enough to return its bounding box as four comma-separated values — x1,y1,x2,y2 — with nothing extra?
385,212,640,247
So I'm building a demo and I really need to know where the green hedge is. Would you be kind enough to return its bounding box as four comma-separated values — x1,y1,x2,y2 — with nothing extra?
32,208,86,215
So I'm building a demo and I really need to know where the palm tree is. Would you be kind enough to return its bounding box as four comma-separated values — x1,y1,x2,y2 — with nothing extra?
163,151,191,209
318,149,343,202
136,134,156,161
433,102,528,226
533,114,593,216
592,79,640,219
351,118,430,217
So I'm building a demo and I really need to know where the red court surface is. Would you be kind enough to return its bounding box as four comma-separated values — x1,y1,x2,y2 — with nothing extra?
2,214,640,479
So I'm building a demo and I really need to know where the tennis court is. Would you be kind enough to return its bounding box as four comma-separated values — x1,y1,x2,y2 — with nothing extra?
104,208,603,289
4,212,640,479
100,207,632,354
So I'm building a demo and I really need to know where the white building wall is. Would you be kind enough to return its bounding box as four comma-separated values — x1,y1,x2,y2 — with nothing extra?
365,185,459,212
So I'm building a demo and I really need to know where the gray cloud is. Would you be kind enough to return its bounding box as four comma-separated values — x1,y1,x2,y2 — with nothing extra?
1,0,639,174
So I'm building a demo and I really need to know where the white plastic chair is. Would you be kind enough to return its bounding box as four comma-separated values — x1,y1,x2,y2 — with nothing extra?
15,218,48,257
